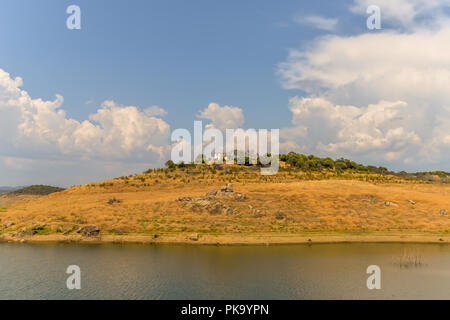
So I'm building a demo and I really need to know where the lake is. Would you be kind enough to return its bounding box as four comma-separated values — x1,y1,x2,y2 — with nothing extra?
1,242,450,299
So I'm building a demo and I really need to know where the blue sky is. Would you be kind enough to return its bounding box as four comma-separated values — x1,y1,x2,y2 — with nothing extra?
0,0,358,129
1,0,450,186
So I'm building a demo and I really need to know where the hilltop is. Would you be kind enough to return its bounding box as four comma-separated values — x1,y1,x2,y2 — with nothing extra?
7,185,65,196
0,153,450,244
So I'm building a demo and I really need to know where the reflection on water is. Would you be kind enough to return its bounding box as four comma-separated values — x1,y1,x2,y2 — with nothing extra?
0,243,450,299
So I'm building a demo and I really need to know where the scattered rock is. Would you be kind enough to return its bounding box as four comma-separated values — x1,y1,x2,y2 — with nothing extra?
206,183,239,198
224,207,234,215
440,209,448,215
189,233,199,241
194,199,210,207
177,192,238,215
207,203,222,215
15,230,37,237
233,193,247,201
217,183,234,196
77,225,100,237
111,228,127,235
357,195,380,204
205,189,218,197
2,221,14,228
176,196,192,202
107,198,122,205
190,184,247,206
274,212,286,220
408,200,416,205
348,195,382,204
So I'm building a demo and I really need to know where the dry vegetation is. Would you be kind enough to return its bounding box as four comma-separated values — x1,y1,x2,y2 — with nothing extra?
1,164,450,244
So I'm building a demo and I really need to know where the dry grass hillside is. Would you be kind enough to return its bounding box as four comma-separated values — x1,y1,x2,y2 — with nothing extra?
1,164,450,244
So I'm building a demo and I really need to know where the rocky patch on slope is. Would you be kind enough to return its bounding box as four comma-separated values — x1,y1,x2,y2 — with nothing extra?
176,183,245,215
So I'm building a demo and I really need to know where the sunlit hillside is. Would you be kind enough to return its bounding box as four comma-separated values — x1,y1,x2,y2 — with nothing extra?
1,154,450,244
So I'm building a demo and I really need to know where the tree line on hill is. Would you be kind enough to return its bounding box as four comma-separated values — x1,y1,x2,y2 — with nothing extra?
280,152,450,181
162,151,450,182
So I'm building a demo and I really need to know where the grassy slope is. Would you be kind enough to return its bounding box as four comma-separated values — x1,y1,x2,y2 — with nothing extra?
1,165,450,243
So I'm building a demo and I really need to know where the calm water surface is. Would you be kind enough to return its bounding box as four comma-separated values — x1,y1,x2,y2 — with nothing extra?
1,243,450,299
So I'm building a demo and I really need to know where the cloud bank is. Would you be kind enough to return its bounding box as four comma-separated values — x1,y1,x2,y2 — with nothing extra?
279,4,450,170
0,69,170,185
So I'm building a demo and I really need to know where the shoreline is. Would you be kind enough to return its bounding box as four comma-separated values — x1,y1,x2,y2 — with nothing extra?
1,232,450,246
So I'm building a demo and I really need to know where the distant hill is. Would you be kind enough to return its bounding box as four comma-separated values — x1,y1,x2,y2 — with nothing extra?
0,186,23,195
8,185,65,196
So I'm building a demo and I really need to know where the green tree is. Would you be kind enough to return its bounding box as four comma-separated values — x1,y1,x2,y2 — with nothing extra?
165,160,175,168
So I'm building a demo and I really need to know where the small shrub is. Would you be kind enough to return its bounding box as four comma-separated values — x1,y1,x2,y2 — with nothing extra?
107,197,122,205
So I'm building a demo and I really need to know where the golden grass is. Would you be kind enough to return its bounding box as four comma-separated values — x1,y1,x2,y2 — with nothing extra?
1,165,450,244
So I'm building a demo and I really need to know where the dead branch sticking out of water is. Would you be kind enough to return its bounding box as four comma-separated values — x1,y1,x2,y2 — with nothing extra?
394,249,424,268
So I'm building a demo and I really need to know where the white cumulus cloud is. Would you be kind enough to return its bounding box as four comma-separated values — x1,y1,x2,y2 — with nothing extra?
197,102,245,130
0,68,171,185
278,15,450,170
295,15,338,31
144,105,168,117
